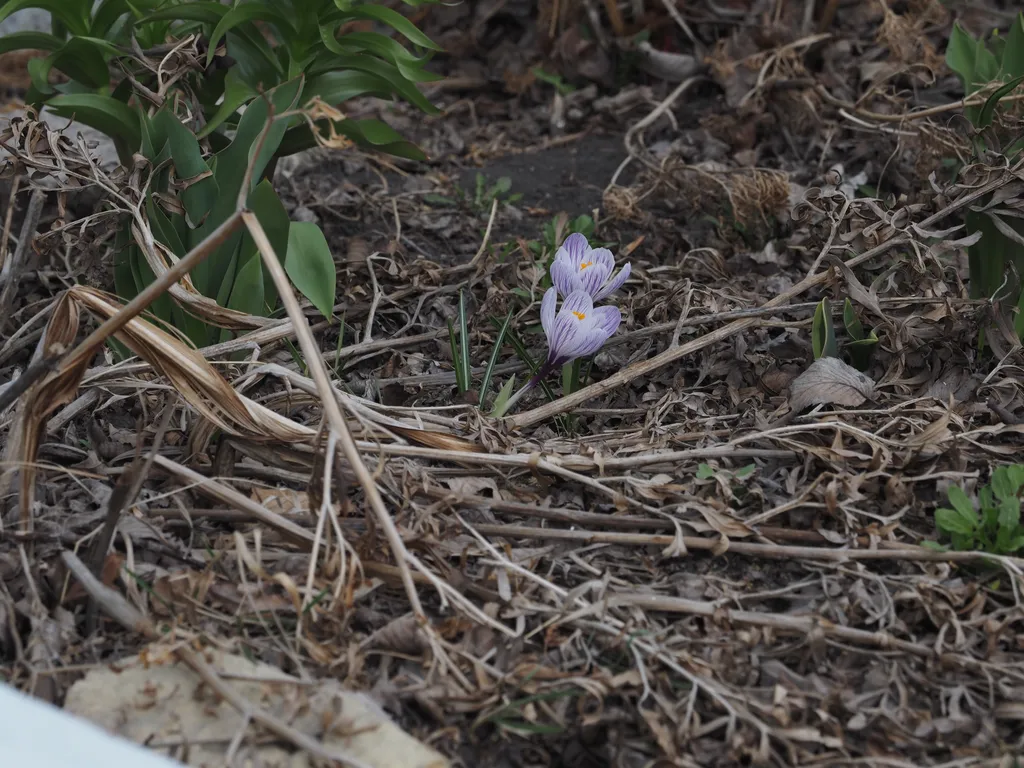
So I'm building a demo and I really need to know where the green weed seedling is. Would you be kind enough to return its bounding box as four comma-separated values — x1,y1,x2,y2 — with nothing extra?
426,173,521,214
930,465,1024,557
532,66,575,95
697,462,757,504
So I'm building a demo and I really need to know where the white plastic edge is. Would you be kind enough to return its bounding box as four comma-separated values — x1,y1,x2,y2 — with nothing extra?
0,683,183,768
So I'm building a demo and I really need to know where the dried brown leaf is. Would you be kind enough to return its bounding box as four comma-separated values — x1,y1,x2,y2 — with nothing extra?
788,357,876,413
691,501,755,539
367,614,430,655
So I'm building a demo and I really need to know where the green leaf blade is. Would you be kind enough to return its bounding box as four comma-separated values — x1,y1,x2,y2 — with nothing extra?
285,221,336,319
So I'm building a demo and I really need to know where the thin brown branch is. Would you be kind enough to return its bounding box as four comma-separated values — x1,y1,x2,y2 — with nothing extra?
468,522,1024,569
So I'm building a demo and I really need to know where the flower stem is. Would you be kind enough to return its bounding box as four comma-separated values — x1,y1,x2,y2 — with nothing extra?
491,360,553,418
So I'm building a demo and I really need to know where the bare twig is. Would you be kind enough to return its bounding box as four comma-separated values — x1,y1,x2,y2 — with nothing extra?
85,401,176,635
242,211,426,618
0,344,63,414
0,189,45,334
468,522,1024,570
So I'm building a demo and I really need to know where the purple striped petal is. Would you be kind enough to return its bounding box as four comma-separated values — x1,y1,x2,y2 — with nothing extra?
593,262,631,302
559,233,590,267
540,286,556,335
545,290,591,364
574,307,621,358
590,305,622,336
577,247,614,296
550,257,583,296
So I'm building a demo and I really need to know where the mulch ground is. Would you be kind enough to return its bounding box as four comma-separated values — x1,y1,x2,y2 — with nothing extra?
2,1,1024,766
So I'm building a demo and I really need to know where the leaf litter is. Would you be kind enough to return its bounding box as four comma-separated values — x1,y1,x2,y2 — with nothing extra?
2,1,1024,766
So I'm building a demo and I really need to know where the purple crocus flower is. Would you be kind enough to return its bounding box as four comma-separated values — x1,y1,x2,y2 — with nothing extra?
540,287,621,368
492,287,621,417
550,233,631,301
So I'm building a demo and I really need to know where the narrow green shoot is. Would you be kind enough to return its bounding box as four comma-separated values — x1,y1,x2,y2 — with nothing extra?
448,289,472,394
458,288,471,391
480,310,513,406
812,297,838,359
332,311,346,379
495,319,557,403
489,375,517,417
561,359,583,396
448,320,467,393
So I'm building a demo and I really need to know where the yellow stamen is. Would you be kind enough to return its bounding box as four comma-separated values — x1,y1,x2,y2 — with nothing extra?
572,311,586,321
579,261,593,270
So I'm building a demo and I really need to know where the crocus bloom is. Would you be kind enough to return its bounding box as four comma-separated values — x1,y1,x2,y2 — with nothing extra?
550,233,631,301
492,287,621,418
540,287,621,368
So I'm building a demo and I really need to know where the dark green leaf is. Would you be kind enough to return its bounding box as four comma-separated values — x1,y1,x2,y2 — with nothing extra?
998,495,1020,531
199,68,256,138
1005,464,1024,493
139,2,227,25
978,74,1024,129
304,68,395,105
946,23,979,94
324,4,441,51
973,36,1001,92
458,288,470,393
224,27,284,86
0,30,62,55
285,221,336,319
1000,13,1024,80
27,54,56,96
207,3,293,67
992,466,1017,501
480,310,512,403
193,76,303,294
305,52,437,114
842,297,864,340
46,93,142,153
145,195,186,257
128,243,178,327
154,110,218,227
317,27,438,83
92,0,134,38
243,178,290,313
226,248,266,316
0,0,89,36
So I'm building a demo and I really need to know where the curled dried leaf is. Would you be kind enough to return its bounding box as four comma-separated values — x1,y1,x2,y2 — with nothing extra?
789,357,876,413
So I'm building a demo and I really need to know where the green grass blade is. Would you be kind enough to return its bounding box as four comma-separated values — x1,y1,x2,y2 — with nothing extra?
480,310,512,404
448,319,466,393
458,288,471,394
494,319,557,403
